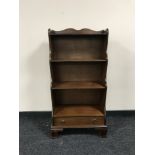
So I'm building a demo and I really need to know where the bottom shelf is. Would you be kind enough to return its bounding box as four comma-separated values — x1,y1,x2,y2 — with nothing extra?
52,81,106,89
53,104,104,117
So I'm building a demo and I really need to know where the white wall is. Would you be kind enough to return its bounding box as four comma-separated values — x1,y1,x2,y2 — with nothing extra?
19,0,134,111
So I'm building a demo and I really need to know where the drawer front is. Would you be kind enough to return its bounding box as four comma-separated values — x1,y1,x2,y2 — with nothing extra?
54,117,104,126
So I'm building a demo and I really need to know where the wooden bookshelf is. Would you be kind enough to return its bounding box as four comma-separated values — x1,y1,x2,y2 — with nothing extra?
48,28,109,138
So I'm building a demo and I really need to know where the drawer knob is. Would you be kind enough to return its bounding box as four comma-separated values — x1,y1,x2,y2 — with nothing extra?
92,118,97,122
61,119,65,123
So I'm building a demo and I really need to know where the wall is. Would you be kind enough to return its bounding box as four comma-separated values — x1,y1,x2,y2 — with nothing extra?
19,0,134,111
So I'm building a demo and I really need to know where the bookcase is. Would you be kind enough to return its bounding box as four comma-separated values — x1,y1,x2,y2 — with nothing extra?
48,28,109,138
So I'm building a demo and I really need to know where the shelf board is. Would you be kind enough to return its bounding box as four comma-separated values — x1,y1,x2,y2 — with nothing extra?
53,105,104,117
50,59,107,62
52,81,106,89
49,34,107,36
48,28,108,36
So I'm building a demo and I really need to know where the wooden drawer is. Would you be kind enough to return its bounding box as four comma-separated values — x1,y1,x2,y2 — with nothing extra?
53,116,104,126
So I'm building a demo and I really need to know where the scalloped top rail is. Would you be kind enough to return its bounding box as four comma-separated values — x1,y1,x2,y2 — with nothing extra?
48,28,109,35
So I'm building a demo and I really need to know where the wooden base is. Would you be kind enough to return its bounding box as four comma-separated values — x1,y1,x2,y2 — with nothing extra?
50,126,107,138
50,128,63,138
96,127,108,138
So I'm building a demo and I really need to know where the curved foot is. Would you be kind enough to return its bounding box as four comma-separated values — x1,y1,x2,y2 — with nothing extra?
96,127,107,138
50,128,63,138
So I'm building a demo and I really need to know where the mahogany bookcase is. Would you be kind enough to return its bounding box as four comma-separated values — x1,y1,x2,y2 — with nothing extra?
48,28,109,138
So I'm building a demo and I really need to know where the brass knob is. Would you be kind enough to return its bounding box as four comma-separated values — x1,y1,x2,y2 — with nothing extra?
61,119,65,123
92,118,97,123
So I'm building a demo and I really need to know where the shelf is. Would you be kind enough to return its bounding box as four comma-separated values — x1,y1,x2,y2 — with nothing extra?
49,34,107,36
50,61,107,84
51,82,106,89
48,28,108,36
50,59,107,62
53,104,104,117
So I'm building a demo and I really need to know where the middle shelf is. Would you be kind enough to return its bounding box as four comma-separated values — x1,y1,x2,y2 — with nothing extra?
51,81,106,89
50,61,108,82
50,59,108,62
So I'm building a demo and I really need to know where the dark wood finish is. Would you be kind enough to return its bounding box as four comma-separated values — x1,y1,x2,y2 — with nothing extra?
48,28,109,137
50,36,107,60
54,116,104,126
50,128,63,138
50,61,107,83
96,127,108,138
52,89,106,105
48,28,108,35
53,105,104,117
52,81,106,89
50,59,107,62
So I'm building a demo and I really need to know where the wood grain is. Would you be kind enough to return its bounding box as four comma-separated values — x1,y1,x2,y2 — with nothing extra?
52,81,106,89
48,28,109,137
54,105,104,117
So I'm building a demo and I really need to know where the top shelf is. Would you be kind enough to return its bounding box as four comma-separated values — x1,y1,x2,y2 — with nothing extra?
49,34,107,36
48,28,109,36
48,28,108,61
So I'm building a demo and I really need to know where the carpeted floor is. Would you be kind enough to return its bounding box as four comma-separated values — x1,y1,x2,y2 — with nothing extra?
19,111,135,155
